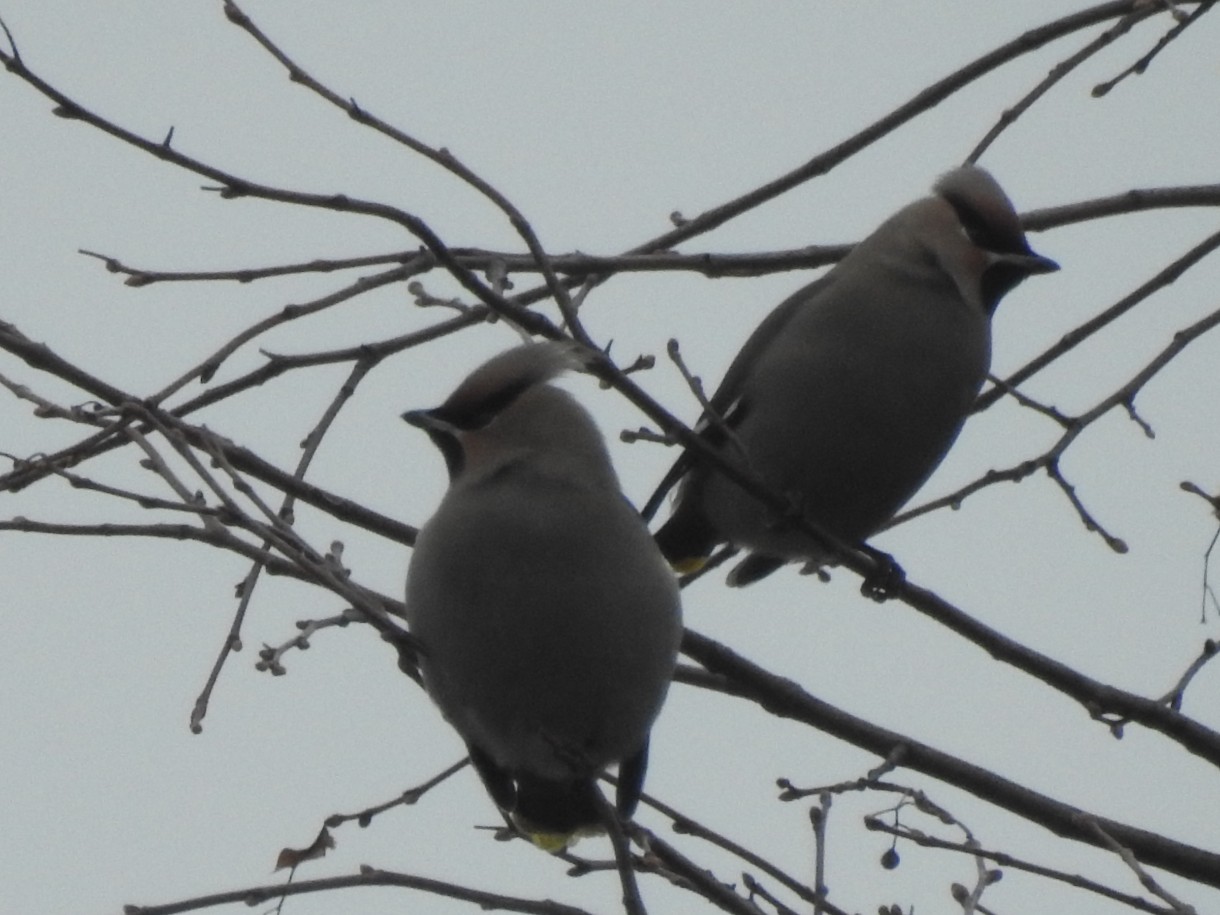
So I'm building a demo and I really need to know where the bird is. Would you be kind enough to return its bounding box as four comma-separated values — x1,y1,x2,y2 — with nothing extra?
403,342,683,850
651,165,1059,587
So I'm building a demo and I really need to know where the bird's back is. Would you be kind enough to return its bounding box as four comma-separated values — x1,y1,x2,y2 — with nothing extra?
696,245,991,556
407,458,681,781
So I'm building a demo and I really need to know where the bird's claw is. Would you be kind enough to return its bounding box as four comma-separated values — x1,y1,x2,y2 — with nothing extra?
859,549,905,602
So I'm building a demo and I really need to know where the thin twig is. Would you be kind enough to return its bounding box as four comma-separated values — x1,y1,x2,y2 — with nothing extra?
809,794,831,915
741,874,802,915
123,867,596,915
976,228,1220,414
983,373,1073,427
608,1,1177,258
1082,817,1199,913
0,321,419,544
777,746,908,801
627,823,765,915
254,609,360,677
220,0,588,344
893,301,1220,545
79,247,414,285
325,758,471,829
194,354,379,725
679,627,1220,887
619,783,822,909
968,9,1152,161
1180,480,1220,622
1092,0,1215,96
667,339,748,462
865,818,1181,915
0,518,302,580
595,794,647,915
149,262,424,403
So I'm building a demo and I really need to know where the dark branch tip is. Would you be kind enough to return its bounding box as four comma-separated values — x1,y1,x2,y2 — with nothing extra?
222,3,248,25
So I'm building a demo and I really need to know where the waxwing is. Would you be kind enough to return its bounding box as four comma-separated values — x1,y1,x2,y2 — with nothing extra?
404,342,683,848
652,165,1058,586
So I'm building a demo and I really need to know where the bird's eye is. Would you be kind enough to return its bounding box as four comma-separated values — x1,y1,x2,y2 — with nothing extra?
432,380,531,432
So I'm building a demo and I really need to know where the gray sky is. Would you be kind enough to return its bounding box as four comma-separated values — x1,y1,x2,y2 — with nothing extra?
3,3,1219,914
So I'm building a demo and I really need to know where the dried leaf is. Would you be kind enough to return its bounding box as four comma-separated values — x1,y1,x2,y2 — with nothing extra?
274,826,335,871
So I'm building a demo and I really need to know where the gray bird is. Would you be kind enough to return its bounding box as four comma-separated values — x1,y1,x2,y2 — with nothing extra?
404,342,683,848
652,165,1058,586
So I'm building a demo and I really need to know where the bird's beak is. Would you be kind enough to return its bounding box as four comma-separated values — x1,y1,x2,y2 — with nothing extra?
402,408,453,433
997,250,1060,275
403,408,464,479
402,408,433,429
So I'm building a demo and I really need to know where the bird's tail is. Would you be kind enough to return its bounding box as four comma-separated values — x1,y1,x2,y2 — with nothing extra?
653,500,718,574
511,776,606,852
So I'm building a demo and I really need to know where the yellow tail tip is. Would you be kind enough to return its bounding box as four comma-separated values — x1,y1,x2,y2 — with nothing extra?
514,817,604,853
525,829,577,853
669,555,708,576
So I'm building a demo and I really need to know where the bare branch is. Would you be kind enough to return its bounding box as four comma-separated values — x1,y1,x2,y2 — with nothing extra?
123,866,597,915
324,757,471,830
809,794,831,915
680,627,1220,888
621,784,824,911
969,7,1152,161
78,247,415,285
220,0,586,343
1083,817,1200,913
895,301,1220,544
4,6,1219,914
1092,1,1216,95
628,824,766,915
867,818,1177,915
979,228,1220,413
254,609,360,677
0,517,301,579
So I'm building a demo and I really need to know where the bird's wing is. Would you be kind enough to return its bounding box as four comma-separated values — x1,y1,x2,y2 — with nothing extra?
641,271,835,520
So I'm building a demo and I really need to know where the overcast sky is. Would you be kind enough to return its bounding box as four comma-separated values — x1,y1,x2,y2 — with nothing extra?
3,3,1220,914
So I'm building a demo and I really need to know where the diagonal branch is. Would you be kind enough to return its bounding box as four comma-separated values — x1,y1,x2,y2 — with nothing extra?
615,0,1188,257
978,227,1220,413
679,628,1220,890
969,7,1151,162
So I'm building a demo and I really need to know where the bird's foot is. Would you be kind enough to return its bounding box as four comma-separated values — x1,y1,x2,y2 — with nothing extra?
859,546,905,602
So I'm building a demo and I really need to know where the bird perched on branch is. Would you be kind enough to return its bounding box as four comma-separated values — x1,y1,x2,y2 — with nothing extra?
651,165,1059,586
404,342,683,849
